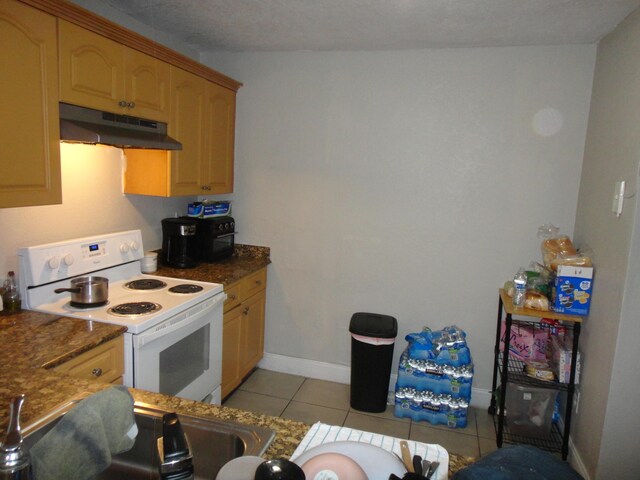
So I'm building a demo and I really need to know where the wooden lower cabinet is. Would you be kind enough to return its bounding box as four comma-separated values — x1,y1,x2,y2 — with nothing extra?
54,336,125,385
221,268,267,399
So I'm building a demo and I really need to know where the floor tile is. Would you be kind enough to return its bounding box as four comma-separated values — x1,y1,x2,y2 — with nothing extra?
344,411,410,439
222,390,289,417
410,423,480,458
474,407,497,440
239,369,305,399
478,437,498,457
293,378,351,410
350,404,411,424
281,401,348,426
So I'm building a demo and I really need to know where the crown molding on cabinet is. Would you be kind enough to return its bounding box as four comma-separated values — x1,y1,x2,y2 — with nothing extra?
19,0,242,92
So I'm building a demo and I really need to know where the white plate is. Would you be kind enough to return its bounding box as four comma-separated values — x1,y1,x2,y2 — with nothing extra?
292,441,406,478
216,456,264,480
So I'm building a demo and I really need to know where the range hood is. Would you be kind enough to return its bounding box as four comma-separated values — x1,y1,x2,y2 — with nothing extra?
59,102,182,150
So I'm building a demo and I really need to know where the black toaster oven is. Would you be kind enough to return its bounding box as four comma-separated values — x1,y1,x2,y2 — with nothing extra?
194,216,235,262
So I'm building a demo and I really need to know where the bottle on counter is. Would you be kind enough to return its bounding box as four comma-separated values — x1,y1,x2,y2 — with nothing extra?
513,268,527,308
2,271,21,314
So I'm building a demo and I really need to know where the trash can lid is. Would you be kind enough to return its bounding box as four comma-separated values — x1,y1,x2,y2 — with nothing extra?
349,312,398,338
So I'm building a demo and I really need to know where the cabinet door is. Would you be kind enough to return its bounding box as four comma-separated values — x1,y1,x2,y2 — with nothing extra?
124,46,170,122
221,307,243,399
0,0,61,208
240,290,266,376
54,336,125,384
59,20,125,113
169,67,206,195
202,83,235,193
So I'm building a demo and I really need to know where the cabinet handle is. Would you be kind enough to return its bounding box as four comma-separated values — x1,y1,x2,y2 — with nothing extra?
229,294,237,301
201,185,212,191
127,101,135,109
255,280,262,286
91,368,103,377
118,100,127,108
243,307,250,315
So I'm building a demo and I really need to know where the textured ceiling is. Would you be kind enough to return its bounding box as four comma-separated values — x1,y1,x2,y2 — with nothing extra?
103,0,640,52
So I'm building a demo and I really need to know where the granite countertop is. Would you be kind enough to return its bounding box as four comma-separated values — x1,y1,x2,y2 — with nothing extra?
154,243,271,286
0,308,307,459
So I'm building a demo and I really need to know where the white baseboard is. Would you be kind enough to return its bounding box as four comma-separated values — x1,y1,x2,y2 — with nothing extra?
258,352,491,409
568,436,590,480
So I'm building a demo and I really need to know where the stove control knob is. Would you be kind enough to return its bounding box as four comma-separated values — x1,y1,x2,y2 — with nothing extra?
63,254,74,266
120,243,130,253
47,257,60,269
129,240,140,251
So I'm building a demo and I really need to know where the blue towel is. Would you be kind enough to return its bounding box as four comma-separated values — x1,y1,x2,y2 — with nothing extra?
31,386,137,480
452,445,583,480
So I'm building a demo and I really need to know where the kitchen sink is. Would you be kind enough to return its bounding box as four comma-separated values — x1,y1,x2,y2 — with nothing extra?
22,399,275,479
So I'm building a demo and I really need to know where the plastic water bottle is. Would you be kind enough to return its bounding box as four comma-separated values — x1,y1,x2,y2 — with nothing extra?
513,268,527,308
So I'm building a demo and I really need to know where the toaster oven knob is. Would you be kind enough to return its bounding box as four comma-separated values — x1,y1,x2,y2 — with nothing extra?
47,256,60,269
63,254,74,266
218,224,224,231
120,243,130,253
129,240,140,251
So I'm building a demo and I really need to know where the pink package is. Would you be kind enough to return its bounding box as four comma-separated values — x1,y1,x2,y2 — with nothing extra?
500,323,549,361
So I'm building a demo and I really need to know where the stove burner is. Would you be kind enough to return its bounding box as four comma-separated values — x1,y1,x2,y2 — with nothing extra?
69,301,108,309
108,302,162,317
124,279,167,290
168,284,204,294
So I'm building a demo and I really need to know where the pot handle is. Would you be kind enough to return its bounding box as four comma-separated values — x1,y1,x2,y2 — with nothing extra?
54,287,82,294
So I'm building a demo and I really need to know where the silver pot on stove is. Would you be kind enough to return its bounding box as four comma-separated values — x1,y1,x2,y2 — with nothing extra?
54,276,109,305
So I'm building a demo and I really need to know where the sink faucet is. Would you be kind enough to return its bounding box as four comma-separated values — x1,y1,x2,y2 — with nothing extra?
157,413,194,480
0,395,32,480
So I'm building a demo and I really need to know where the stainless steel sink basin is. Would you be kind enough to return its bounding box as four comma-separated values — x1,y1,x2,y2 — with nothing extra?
22,400,275,479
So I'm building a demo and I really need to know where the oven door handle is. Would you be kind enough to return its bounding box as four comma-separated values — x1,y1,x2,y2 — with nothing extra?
215,232,236,239
133,293,226,348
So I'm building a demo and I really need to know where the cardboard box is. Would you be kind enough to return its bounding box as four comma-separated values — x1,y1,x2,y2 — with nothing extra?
500,323,548,361
552,265,594,316
550,334,581,384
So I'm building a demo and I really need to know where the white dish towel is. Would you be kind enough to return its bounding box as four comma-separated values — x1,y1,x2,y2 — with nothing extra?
290,421,449,480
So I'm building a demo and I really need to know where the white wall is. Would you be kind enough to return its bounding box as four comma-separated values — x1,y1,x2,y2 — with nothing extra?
203,45,596,393
0,144,193,275
572,7,640,478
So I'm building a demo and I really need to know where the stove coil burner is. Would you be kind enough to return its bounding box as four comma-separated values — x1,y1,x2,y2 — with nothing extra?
124,279,167,290
168,284,204,294
108,302,162,317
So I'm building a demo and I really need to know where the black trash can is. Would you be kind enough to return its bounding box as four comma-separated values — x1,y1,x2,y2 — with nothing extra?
349,312,398,413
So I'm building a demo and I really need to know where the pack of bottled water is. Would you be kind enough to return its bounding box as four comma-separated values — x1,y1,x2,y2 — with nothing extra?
394,325,473,428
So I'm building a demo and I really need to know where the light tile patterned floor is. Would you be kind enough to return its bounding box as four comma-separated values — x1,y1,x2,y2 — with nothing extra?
222,368,498,459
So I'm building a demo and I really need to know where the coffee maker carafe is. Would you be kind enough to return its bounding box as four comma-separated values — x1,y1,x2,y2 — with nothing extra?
161,217,197,268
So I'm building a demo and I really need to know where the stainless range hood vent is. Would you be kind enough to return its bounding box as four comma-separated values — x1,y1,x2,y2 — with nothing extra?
59,102,182,150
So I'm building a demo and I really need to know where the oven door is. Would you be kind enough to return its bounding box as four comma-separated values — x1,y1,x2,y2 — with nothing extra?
130,293,225,402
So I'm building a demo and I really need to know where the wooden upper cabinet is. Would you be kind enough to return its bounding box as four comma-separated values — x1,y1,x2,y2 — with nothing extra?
123,47,170,122
125,66,236,197
169,66,207,195
59,20,170,122
204,83,235,194
0,0,61,208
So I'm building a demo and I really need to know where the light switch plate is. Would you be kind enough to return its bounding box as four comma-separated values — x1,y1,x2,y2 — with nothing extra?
613,181,626,216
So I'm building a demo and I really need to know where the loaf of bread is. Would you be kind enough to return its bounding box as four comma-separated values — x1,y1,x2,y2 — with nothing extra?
542,235,578,267
524,291,549,311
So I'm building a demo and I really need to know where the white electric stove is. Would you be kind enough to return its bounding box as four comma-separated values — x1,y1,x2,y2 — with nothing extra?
18,230,226,403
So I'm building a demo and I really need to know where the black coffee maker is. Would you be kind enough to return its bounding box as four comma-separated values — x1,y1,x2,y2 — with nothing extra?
161,217,198,268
